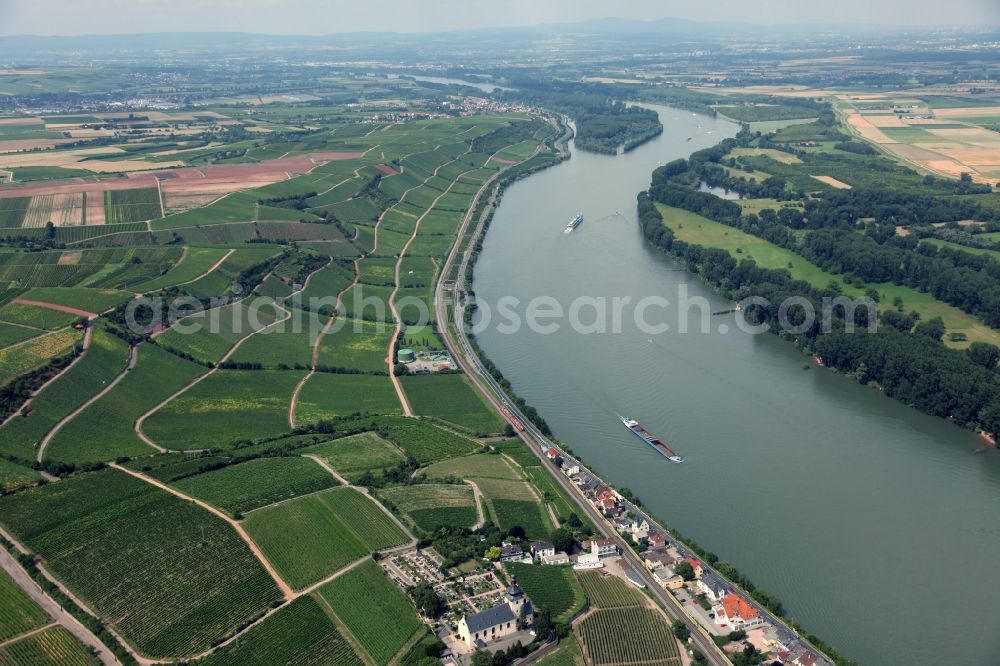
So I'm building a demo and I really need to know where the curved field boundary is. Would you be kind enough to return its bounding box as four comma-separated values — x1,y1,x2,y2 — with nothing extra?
133,302,293,452
303,454,416,552
0,525,128,666
385,156,481,416
287,259,358,429
36,343,137,463
136,253,327,451
167,248,235,289
0,326,92,430
109,463,294,601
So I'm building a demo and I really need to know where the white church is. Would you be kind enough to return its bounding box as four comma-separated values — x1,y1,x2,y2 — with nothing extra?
457,577,534,648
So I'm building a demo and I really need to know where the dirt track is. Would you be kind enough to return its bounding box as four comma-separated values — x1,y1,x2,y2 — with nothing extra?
12,298,97,319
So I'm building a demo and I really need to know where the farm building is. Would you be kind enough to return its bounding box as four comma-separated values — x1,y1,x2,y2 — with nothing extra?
457,579,533,647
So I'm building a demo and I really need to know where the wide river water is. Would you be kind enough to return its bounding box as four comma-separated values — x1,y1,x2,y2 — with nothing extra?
472,104,1000,665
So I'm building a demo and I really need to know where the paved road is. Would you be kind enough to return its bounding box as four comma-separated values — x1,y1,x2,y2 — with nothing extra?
431,117,731,666
0,539,120,665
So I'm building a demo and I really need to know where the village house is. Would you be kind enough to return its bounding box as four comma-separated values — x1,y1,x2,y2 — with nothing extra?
575,474,598,493
652,565,685,591
530,540,555,559
697,571,729,603
457,579,534,648
574,550,602,569
713,593,763,631
499,543,527,563
648,533,666,549
683,557,703,579
560,460,580,476
541,551,570,566
792,650,819,666
591,538,618,558
643,549,673,571
544,447,559,461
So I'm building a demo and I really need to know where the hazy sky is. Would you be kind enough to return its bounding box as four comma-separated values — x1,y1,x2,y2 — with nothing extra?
0,0,998,35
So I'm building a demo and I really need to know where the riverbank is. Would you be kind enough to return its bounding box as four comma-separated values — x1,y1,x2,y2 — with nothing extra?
470,102,1000,666
451,112,845,666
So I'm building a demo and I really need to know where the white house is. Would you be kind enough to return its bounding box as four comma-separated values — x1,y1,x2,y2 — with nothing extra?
530,540,555,559
574,551,603,569
591,538,618,558
541,551,570,566
697,572,729,603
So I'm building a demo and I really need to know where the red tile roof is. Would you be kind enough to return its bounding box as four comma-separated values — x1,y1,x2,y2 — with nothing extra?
720,593,759,621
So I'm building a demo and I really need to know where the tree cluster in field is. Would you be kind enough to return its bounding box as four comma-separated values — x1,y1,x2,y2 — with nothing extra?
0,344,83,425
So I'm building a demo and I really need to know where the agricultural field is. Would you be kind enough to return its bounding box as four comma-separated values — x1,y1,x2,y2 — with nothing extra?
0,197,30,227
136,247,231,291
0,626,100,666
535,633,584,666
0,322,43,349
172,456,338,516
504,563,585,621
376,416,480,462
577,606,681,666
0,328,81,387
578,572,647,609
19,286,132,313
377,483,477,531
156,301,280,365
227,322,318,369
300,431,406,481
491,498,553,541
0,456,41,491
421,452,520,481
293,372,401,423
0,568,49,642
315,317,393,372
243,487,408,589
104,187,162,223
316,559,424,666
0,108,581,663
400,373,505,433
0,301,82,329
44,343,204,465
0,469,282,658
1,324,129,460
196,596,364,666
143,369,303,449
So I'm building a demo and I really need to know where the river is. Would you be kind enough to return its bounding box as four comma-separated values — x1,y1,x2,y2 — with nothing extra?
389,74,514,93
471,104,1000,665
